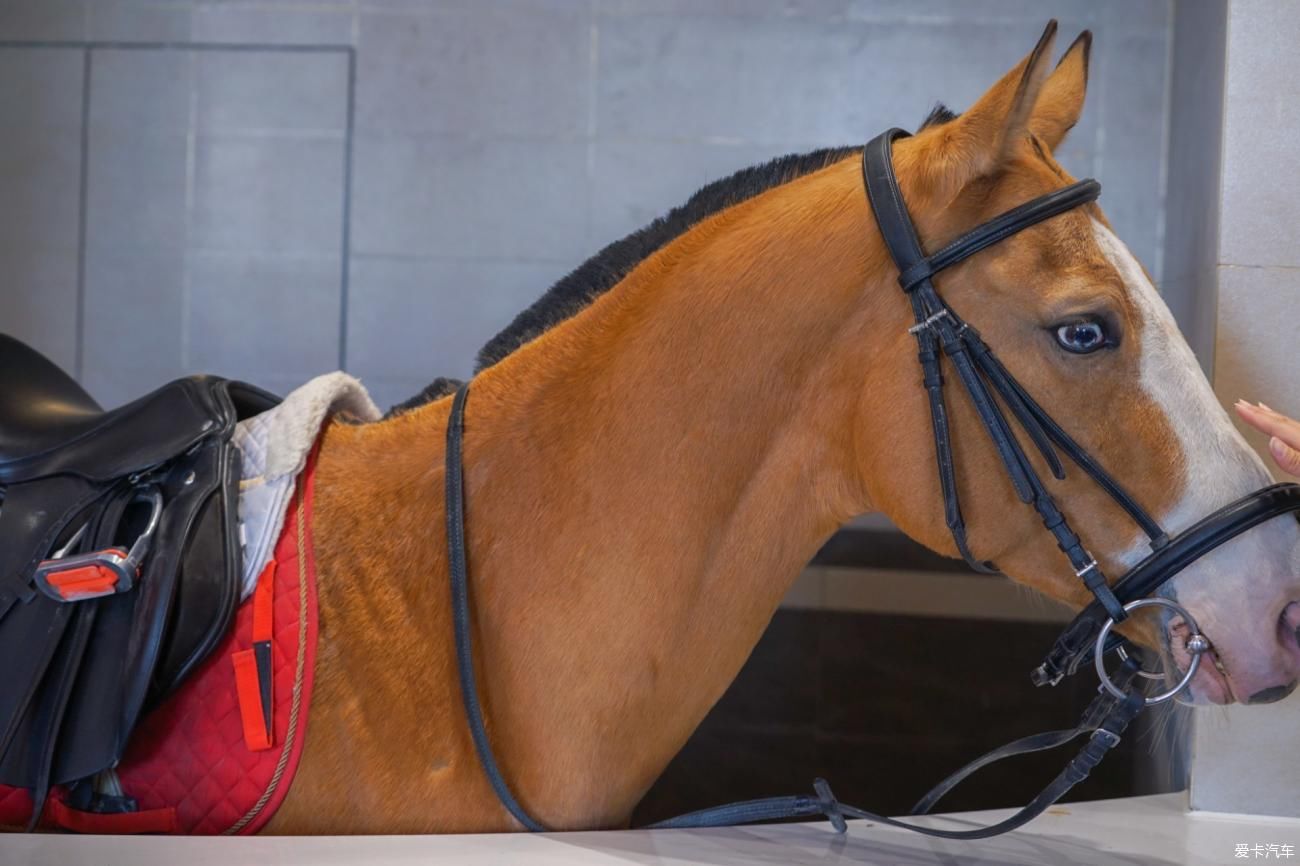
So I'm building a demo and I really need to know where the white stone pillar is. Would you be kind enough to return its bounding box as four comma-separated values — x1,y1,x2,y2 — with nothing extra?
1186,0,1300,818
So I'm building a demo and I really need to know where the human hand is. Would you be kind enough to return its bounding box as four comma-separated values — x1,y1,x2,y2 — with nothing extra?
1235,400,1300,477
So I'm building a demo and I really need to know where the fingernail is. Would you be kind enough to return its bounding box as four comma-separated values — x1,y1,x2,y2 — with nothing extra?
1236,399,1254,410
1271,436,1291,462
1259,402,1276,412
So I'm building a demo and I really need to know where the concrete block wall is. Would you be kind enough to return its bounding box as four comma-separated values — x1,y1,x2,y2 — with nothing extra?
1161,0,1226,369
0,0,1173,412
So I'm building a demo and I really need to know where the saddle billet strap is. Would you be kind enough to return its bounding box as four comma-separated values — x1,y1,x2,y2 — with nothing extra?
1034,483,1300,686
22,609,96,831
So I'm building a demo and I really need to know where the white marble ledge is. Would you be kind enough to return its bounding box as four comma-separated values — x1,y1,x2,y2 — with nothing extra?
4,793,1300,866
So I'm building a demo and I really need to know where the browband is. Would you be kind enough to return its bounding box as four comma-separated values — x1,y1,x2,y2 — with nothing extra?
864,130,1101,293
898,179,1101,292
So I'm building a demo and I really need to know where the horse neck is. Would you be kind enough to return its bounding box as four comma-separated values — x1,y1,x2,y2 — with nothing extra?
322,156,899,828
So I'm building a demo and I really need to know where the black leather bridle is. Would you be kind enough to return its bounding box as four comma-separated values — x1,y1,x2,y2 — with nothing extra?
862,129,1300,693
442,128,1300,838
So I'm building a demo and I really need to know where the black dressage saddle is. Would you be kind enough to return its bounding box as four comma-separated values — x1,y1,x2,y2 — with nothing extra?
0,333,278,822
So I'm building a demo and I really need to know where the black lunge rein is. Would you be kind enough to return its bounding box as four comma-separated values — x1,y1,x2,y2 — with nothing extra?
443,129,1300,838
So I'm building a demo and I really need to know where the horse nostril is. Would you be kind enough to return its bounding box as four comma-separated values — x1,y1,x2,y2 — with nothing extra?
1247,682,1298,704
1279,602,1300,659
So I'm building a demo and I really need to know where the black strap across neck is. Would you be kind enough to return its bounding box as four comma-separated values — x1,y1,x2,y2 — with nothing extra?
445,384,546,832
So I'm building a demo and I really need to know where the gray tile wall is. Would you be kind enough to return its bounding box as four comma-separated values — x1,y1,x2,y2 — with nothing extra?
0,46,83,373
0,0,1173,412
1161,0,1226,371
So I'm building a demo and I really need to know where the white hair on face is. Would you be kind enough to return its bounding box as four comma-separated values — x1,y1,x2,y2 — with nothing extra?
1091,221,1300,702
1088,219,1273,566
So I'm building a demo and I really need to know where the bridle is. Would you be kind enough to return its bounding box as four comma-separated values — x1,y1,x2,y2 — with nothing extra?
442,128,1300,838
862,129,1300,699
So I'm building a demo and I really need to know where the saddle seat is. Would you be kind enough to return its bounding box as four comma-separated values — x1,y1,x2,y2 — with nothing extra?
0,333,279,824
0,335,251,485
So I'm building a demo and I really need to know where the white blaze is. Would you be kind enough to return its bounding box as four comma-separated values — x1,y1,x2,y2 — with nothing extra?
1089,219,1273,549
1092,219,1300,701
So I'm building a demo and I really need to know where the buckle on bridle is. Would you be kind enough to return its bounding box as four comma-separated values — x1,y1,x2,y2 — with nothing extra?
907,308,952,335
32,488,163,603
1089,728,1122,749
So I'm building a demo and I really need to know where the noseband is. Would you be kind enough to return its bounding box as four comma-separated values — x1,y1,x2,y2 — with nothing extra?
442,128,1300,838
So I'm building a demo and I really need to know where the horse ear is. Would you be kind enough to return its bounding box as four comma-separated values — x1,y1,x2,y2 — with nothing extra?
920,20,1057,199
1029,31,1091,151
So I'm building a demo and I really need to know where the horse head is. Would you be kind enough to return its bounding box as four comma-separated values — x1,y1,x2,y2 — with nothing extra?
859,25,1300,705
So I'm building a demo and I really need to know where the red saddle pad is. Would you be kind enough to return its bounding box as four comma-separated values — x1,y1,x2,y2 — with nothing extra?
0,451,321,835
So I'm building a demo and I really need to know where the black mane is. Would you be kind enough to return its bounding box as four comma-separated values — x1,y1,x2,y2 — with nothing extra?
474,145,860,373
920,102,959,129
392,107,954,415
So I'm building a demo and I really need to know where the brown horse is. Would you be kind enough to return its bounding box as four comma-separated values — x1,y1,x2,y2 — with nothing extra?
266,28,1300,833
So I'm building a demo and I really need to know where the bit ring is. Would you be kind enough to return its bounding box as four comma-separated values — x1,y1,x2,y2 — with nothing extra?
1094,597,1209,705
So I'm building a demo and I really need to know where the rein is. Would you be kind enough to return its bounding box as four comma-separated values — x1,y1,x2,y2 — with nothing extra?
442,129,1300,838
444,385,545,832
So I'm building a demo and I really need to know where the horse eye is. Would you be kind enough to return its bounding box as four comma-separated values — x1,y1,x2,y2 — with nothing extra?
1054,320,1109,354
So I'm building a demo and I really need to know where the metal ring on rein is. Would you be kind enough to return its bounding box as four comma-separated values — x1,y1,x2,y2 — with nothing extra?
1094,598,1211,705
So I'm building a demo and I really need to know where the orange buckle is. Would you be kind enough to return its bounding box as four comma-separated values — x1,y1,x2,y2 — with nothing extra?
33,549,132,601
32,488,163,604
